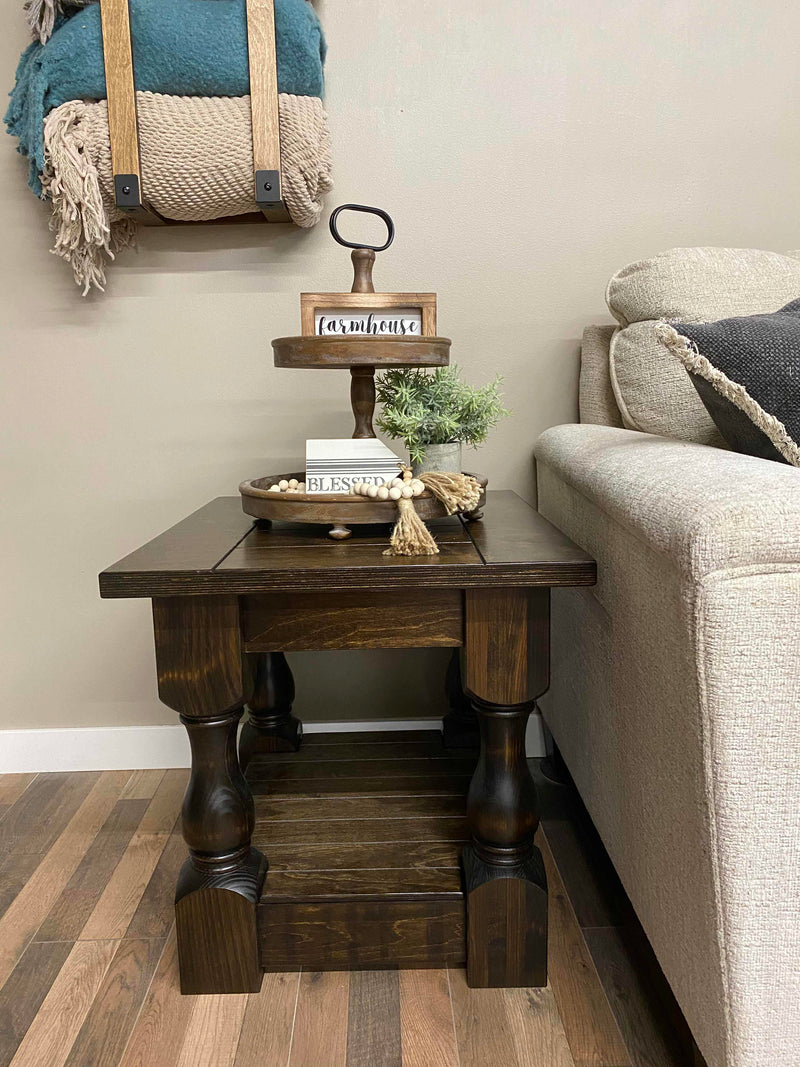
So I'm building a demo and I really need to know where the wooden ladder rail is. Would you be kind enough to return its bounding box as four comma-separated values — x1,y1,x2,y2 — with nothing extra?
99,0,289,225
246,0,290,222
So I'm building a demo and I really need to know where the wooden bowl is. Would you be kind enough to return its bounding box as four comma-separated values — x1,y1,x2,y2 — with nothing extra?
239,472,487,539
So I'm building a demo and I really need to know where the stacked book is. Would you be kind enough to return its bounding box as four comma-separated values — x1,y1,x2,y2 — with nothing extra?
305,439,403,495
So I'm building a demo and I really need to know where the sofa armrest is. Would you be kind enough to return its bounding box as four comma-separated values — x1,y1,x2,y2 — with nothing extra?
534,424,800,579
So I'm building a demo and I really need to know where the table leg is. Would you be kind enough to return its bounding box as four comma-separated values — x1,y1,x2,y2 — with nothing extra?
442,649,480,751
462,587,550,988
240,652,302,770
152,595,266,995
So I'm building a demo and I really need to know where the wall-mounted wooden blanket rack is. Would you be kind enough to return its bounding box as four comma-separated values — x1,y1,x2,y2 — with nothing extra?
99,0,289,225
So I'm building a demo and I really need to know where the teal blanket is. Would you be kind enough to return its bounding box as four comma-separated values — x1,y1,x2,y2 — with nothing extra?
5,0,326,195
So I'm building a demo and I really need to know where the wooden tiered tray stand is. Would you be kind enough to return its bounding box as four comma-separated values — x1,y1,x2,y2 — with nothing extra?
240,211,480,538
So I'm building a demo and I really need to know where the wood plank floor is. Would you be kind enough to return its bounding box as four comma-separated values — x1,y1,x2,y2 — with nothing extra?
0,759,705,1067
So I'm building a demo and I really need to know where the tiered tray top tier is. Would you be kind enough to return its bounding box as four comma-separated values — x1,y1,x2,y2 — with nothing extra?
272,335,451,368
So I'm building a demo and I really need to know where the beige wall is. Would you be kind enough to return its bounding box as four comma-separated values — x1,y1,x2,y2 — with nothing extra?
2,0,799,733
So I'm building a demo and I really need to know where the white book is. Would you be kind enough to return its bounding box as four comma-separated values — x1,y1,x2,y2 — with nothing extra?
305,439,403,494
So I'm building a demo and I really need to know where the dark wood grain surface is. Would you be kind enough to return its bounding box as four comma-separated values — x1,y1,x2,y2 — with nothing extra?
251,739,457,764
251,731,470,972
257,816,469,846
272,334,450,368
246,756,477,783
242,590,463,651
465,587,549,705
261,868,464,902
218,540,485,591
152,596,248,719
100,498,255,592
255,793,466,820
464,491,594,569
99,493,596,598
263,840,464,873
259,900,466,971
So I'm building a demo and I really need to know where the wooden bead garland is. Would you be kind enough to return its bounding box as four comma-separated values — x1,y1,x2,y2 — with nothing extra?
267,478,306,494
350,476,425,500
264,466,482,556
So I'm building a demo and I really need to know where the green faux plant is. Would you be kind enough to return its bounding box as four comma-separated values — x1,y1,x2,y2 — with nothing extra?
375,366,510,465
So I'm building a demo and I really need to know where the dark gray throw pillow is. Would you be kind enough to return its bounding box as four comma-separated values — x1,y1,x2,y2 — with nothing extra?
655,299,800,466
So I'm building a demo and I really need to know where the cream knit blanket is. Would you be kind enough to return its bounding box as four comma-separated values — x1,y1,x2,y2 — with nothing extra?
42,91,333,293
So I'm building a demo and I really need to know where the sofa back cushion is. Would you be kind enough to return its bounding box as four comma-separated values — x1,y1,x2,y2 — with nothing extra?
606,247,800,443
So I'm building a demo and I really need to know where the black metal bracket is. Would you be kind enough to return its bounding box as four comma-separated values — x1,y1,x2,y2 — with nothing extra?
113,174,166,225
254,169,289,222
255,169,282,205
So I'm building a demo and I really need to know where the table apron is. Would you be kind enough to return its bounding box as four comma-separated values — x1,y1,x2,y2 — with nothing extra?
241,589,464,651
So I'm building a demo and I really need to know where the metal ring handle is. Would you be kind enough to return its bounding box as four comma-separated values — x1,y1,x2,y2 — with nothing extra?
329,204,395,252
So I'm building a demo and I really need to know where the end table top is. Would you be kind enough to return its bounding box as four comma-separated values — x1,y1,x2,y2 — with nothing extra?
99,491,596,598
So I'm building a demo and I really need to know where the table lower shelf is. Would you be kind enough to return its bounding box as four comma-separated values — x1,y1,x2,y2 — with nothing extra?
247,729,476,971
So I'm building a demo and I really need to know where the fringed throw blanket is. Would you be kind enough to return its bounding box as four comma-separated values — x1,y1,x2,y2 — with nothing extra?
6,0,331,292
44,93,332,292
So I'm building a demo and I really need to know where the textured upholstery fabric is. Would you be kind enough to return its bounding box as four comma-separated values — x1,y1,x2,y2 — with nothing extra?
605,248,800,444
579,325,623,426
535,423,800,1067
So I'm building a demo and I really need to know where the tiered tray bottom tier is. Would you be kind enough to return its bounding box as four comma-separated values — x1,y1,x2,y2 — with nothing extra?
248,729,475,971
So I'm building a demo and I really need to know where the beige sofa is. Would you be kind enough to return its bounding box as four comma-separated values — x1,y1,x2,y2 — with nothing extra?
534,248,800,1067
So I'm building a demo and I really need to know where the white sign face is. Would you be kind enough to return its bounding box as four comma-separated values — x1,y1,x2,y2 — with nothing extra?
315,308,422,337
305,438,403,495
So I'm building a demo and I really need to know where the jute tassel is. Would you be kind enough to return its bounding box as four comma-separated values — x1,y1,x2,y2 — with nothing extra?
419,471,482,515
384,496,440,556
383,468,483,557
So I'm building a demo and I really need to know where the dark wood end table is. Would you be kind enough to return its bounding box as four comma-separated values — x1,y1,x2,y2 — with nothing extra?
99,491,596,994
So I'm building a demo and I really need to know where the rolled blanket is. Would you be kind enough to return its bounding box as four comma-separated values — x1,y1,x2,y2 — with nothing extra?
42,92,333,293
6,0,326,193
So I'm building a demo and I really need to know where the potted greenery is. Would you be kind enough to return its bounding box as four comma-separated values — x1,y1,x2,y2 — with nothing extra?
375,365,509,474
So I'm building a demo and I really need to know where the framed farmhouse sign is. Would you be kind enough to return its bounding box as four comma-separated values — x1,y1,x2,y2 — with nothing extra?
300,292,437,337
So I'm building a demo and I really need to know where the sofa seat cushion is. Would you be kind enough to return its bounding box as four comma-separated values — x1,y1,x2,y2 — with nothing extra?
606,247,800,444
656,300,800,466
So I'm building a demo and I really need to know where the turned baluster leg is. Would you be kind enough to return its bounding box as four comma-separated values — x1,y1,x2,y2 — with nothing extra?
462,587,550,988
152,595,265,995
350,366,376,439
442,649,480,751
240,652,302,770
349,247,378,441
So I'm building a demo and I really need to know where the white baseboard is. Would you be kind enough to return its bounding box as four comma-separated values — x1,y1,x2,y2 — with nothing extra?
0,715,546,773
